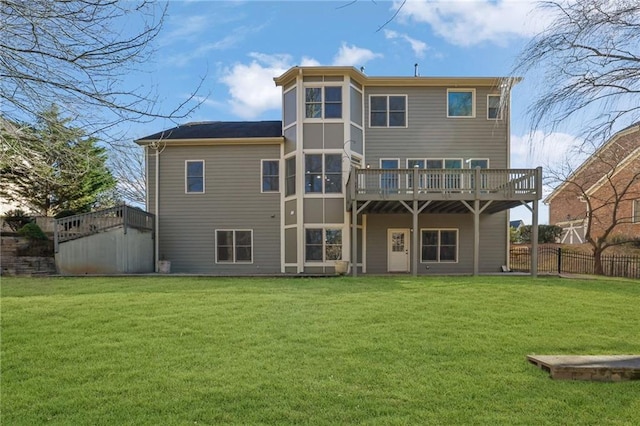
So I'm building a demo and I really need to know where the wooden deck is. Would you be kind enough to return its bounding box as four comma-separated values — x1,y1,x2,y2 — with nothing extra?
527,355,640,381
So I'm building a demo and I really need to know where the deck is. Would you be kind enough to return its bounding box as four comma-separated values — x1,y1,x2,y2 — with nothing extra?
527,355,640,381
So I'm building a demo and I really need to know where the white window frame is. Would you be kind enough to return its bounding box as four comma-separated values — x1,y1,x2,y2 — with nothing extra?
215,229,253,264
304,227,343,264
285,156,296,197
304,153,343,194
406,159,425,190
261,159,280,193
467,158,489,191
420,228,459,263
185,160,205,194
447,89,476,118
304,85,343,120
369,95,408,128
487,94,502,120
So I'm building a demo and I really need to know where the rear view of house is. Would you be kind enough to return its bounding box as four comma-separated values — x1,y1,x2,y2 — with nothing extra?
136,66,543,275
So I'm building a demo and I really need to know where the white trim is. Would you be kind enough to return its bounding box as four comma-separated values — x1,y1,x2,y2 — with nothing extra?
487,94,502,120
368,94,408,128
420,228,459,263
303,152,344,195
303,226,344,264
260,159,280,194
184,160,205,194
214,229,254,264
387,228,411,272
447,88,476,118
302,84,344,121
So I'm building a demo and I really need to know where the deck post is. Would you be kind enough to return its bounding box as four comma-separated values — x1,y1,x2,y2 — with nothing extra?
352,202,358,278
473,199,480,276
412,199,418,277
532,198,539,278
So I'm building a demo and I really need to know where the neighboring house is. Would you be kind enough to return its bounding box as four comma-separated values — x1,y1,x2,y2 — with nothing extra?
136,66,543,276
510,220,525,232
545,123,640,244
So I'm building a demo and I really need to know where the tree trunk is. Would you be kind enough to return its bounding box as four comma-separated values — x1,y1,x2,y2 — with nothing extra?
593,247,604,275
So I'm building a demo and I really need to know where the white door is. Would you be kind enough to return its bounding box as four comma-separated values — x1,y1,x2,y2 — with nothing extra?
388,229,410,272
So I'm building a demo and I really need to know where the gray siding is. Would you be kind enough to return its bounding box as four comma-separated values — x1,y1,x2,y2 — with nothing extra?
152,144,281,274
284,88,296,127
364,86,509,168
365,211,507,274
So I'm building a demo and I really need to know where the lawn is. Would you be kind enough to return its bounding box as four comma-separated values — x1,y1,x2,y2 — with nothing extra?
1,275,639,425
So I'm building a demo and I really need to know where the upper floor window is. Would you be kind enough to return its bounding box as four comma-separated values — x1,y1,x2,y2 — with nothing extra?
487,95,502,120
447,89,475,118
185,160,204,193
305,86,342,119
261,160,279,193
370,95,407,127
305,154,342,194
285,157,296,197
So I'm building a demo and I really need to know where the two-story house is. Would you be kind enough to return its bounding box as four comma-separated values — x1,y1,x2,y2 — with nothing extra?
545,123,640,244
136,66,543,276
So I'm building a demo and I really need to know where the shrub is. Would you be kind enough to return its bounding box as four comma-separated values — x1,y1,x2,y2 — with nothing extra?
17,222,48,241
3,209,32,232
519,225,563,244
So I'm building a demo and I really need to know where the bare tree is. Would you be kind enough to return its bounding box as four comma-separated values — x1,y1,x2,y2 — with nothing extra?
546,125,640,274
512,0,640,143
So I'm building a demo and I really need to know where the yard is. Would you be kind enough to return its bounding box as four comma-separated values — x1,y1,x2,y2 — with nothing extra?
2,275,639,425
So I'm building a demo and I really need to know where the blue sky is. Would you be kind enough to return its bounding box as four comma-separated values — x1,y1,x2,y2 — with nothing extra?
131,0,585,224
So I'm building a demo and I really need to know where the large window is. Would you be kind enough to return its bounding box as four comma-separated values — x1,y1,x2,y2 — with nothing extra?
305,154,342,193
421,229,458,262
425,159,462,190
216,230,253,263
487,95,502,119
370,95,407,127
447,89,475,118
185,160,204,193
305,86,342,119
285,157,296,196
305,228,342,262
380,159,399,190
261,160,279,193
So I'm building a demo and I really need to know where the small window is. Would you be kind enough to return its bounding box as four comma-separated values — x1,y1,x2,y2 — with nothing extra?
421,229,458,263
216,230,253,263
380,159,399,190
487,95,502,119
633,199,640,224
285,157,296,197
305,86,342,119
261,160,279,193
305,154,322,193
305,228,342,262
447,89,475,118
185,160,204,193
370,95,407,127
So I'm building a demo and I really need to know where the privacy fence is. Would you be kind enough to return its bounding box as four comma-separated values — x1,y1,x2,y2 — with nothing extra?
510,245,640,279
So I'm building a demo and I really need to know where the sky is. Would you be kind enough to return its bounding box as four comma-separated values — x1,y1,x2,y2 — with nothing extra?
129,0,586,224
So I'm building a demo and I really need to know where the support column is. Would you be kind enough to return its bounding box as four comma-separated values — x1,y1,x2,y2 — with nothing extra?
532,199,539,278
412,199,418,277
352,202,358,277
473,199,480,276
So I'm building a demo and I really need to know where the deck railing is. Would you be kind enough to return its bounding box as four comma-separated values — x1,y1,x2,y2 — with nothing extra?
348,167,541,201
54,205,154,248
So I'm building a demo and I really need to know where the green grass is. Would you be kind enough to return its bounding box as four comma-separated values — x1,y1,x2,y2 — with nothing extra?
2,275,639,425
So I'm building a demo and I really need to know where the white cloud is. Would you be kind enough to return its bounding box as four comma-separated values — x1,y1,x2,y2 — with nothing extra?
511,130,583,169
219,53,292,119
383,29,429,57
331,43,383,67
393,0,553,47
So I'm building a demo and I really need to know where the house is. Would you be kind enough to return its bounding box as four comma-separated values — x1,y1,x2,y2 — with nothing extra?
136,66,543,276
545,123,640,244
509,220,525,232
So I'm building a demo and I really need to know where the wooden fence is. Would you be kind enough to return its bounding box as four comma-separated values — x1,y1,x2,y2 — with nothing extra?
510,245,640,279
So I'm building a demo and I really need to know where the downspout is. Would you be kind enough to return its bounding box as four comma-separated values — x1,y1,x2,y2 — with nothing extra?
154,145,160,272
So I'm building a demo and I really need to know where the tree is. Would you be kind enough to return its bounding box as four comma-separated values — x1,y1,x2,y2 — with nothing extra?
0,105,116,216
512,0,639,143
546,127,640,274
519,225,563,244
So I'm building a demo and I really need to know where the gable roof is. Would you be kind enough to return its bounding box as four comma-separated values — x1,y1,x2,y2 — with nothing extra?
544,122,640,204
510,220,525,229
135,121,283,145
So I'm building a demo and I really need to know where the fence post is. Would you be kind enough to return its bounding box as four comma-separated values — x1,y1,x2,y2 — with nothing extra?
123,205,128,235
557,247,562,275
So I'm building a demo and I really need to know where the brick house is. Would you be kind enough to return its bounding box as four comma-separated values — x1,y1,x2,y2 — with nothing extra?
545,123,640,244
